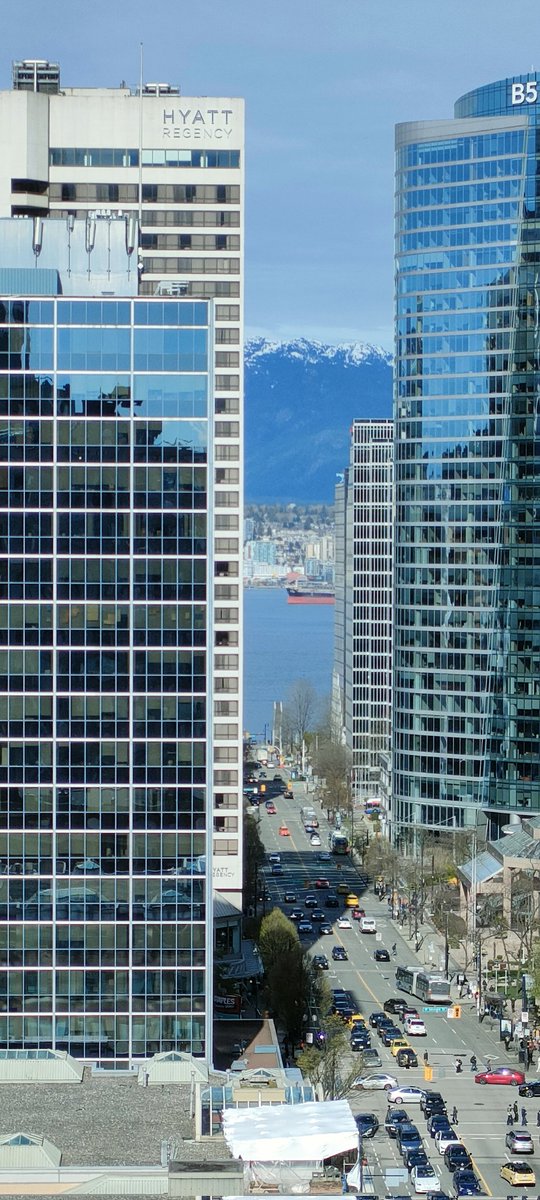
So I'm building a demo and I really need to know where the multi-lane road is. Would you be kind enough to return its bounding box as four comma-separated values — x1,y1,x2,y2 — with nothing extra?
253,776,540,1198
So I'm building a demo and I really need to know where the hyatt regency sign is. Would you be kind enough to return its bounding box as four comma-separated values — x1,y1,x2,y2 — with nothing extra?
162,106,235,139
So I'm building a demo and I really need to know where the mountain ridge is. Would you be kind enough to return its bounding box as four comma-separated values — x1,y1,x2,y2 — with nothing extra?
244,336,394,503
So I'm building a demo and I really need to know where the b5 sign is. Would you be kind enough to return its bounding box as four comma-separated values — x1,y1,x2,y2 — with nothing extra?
511,81,538,105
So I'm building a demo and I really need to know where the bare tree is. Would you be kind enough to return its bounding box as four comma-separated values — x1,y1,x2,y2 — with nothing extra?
283,678,320,748
313,738,351,816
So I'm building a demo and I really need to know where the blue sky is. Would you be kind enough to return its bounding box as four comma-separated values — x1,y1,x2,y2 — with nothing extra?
3,0,539,347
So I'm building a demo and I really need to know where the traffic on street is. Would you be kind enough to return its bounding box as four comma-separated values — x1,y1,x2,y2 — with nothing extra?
250,772,540,1198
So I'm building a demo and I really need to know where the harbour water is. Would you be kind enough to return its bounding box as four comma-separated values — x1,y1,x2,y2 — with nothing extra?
243,587,335,739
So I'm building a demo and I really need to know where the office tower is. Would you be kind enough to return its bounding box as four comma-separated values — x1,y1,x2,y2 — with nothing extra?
333,420,393,800
393,74,540,844
0,58,244,1062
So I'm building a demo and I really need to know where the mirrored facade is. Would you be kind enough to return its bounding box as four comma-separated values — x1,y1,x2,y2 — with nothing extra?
0,291,212,1060
393,75,540,841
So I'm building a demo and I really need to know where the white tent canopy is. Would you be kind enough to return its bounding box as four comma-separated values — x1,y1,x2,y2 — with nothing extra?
222,1100,358,1162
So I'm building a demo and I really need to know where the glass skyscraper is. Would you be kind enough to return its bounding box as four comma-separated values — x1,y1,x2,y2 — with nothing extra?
393,74,540,843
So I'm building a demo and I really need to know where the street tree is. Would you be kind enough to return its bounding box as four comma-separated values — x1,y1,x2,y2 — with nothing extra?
243,811,266,919
258,907,300,975
312,738,351,817
297,1015,363,1099
283,678,320,748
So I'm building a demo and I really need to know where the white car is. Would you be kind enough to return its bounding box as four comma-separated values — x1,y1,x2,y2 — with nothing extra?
411,1165,440,1195
337,916,352,929
310,834,322,847
387,1085,425,1105
352,1072,398,1091
435,1129,460,1154
404,1016,427,1037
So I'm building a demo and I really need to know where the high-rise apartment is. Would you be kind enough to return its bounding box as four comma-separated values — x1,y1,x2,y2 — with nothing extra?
333,420,393,801
393,74,540,843
0,59,244,1062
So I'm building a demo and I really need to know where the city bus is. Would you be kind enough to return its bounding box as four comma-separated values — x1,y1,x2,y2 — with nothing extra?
395,966,451,1004
330,832,349,855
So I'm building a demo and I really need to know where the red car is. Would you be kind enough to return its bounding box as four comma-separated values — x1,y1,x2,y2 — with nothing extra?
352,907,366,920
475,1066,525,1086
315,878,331,888
266,804,276,815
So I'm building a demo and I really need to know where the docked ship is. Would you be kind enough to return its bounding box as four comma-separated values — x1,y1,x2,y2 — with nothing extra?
286,581,335,605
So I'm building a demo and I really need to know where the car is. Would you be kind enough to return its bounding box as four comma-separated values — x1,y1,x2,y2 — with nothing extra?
352,906,366,919
385,1108,412,1136
354,1112,379,1138
283,891,296,903
320,922,333,934
405,1017,427,1037
332,945,348,961
452,1169,483,1197
348,1012,367,1029
290,909,303,921
361,1048,382,1068
304,895,317,908
351,1037,370,1052
279,824,290,836
257,888,271,902
374,947,391,962
310,909,326,923
421,1091,446,1114
427,1113,452,1137
337,882,350,894
268,852,281,864
388,1085,426,1105
332,1001,354,1018
345,892,360,907
412,1165,440,1194
405,1147,429,1171
360,916,377,933
397,1047,419,1068
369,1011,387,1028
500,1161,536,1187
519,1079,540,1097
384,997,408,1014
337,916,352,929
266,803,276,814
315,878,331,888
397,1123,422,1157
444,1145,473,1174
283,788,293,799
310,834,322,846
435,1129,460,1154
474,1066,525,1085
351,1072,398,1090
332,987,352,1000
381,1025,403,1045
312,954,329,971
390,1037,411,1057
317,852,332,862
325,894,340,908
505,1129,535,1154
270,863,283,874
298,920,313,934
351,1027,371,1044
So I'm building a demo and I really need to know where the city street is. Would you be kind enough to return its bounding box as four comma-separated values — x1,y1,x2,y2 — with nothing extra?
253,779,540,1198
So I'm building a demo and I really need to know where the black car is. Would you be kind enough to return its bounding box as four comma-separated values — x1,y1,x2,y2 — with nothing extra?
351,1032,371,1051
290,908,303,921
312,954,329,970
354,1112,379,1138
310,909,326,923
320,922,333,934
384,997,407,1015
396,1122,421,1153
283,891,296,903
424,1100,448,1122
519,1079,540,1097
421,1090,446,1114
374,948,391,962
385,1109,411,1137
369,1011,386,1028
332,946,348,961
405,1148,429,1172
304,895,317,908
444,1145,473,1173
325,894,340,908
397,1047,418,1068
427,1113,452,1137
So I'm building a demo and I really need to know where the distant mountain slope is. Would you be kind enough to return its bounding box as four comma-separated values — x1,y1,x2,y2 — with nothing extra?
244,337,393,503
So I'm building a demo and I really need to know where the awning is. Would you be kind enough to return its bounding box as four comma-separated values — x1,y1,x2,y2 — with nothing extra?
222,1100,358,1161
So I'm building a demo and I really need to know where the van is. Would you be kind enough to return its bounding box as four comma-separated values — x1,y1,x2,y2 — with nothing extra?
360,916,376,934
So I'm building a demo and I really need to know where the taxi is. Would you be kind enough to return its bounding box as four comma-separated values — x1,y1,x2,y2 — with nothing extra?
345,892,360,907
389,1036,411,1057
500,1161,536,1187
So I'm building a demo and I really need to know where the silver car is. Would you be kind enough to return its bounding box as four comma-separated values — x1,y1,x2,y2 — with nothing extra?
505,1129,535,1155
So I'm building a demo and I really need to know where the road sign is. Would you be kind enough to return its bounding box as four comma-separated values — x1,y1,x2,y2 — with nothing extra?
423,1005,447,1013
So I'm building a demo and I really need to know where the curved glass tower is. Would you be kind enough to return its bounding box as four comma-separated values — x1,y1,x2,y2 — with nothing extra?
393,75,540,842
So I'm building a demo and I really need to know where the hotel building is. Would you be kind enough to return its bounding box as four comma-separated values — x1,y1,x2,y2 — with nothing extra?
393,74,540,841
0,59,244,1062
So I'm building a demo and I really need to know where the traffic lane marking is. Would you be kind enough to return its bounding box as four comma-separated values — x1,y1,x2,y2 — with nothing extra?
469,1152,492,1197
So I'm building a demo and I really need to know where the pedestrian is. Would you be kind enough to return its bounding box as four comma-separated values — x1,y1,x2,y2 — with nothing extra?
485,1057,492,1073
507,1110,514,1127
514,1100,519,1122
452,1105,458,1125
423,1050,429,1066
521,1106,528,1127
470,1054,477,1072
454,1057,463,1074
536,1111,540,1129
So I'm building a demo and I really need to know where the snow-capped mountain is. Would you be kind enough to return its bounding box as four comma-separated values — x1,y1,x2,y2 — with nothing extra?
244,337,393,503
